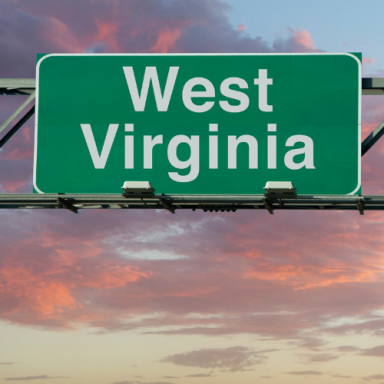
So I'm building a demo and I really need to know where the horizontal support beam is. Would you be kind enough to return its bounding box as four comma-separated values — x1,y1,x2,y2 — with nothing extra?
0,78,383,95
362,78,384,95
0,79,35,88
0,194,383,213
0,79,35,95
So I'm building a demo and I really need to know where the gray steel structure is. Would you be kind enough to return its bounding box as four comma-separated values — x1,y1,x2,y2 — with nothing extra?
0,77,383,215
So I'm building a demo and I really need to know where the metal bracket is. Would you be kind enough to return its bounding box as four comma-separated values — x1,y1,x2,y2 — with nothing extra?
357,197,365,215
57,197,78,214
263,197,274,215
159,198,176,214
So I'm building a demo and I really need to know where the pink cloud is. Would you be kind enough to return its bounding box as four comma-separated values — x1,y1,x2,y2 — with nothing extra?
40,16,83,53
237,23,246,32
1,147,33,161
0,116,34,193
288,27,316,50
273,27,320,53
0,263,80,317
0,228,148,327
91,19,120,52
363,57,376,65
0,205,381,343
2,180,29,192
149,27,182,53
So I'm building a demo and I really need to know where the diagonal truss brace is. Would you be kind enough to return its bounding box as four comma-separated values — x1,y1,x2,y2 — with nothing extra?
263,197,274,215
362,78,384,156
57,197,78,214
0,105,35,148
159,198,176,214
0,91,35,136
362,118,384,156
357,197,365,215
0,80,35,149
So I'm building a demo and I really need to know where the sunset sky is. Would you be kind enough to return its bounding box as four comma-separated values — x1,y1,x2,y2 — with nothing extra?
2,1,384,383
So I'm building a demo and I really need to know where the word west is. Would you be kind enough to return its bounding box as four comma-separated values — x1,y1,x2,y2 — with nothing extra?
122,66,273,113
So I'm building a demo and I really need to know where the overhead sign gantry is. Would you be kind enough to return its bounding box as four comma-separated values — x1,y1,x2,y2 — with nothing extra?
0,53,383,214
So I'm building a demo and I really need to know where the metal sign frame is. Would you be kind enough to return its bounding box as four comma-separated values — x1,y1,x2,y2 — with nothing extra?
0,77,383,215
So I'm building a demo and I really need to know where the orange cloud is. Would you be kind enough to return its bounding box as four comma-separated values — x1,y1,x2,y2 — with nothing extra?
1,147,34,161
93,19,120,52
363,57,375,66
23,127,31,143
362,122,378,139
0,264,79,317
2,180,28,192
0,232,148,326
244,259,383,290
43,16,83,52
75,265,147,289
237,23,246,32
149,27,181,53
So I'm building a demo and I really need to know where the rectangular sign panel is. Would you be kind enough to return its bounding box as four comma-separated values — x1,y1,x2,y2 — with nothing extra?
34,53,361,195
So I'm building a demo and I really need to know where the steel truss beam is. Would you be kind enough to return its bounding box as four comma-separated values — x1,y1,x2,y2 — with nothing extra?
0,78,384,212
0,79,35,95
0,194,383,214
362,78,384,95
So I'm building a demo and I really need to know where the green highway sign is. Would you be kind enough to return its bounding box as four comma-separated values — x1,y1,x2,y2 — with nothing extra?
34,53,361,195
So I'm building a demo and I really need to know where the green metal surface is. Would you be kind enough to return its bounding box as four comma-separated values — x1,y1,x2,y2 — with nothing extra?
34,53,361,195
